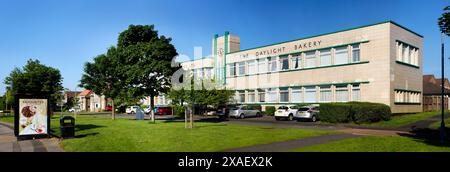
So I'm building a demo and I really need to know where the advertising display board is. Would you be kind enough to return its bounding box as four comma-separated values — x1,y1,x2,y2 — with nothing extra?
14,94,50,140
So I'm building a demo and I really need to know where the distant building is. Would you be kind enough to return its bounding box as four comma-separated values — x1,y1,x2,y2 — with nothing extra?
423,75,450,112
77,90,111,112
63,91,81,104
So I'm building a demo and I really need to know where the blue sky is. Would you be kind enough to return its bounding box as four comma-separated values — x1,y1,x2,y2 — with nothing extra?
0,0,448,95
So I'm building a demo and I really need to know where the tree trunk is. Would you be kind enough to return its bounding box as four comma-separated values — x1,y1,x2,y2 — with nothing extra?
111,99,115,120
184,106,188,128
150,96,155,123
190,104,194,128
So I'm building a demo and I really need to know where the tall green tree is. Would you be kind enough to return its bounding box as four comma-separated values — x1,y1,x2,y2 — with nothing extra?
439,6,450,35
0,96,4,111
118,25,179,122
4,59,63,110
80,47,126,120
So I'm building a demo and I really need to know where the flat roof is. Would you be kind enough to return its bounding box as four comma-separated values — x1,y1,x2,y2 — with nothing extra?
228,20,423,55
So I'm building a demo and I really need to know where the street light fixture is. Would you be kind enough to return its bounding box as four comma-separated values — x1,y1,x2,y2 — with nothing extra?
441,33,447,144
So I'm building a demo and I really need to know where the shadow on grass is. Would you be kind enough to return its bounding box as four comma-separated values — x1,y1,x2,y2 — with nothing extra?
398,127,450,147
50,124,104,139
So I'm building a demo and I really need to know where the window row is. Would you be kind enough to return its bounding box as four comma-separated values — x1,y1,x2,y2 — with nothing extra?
394,90,421,103
228,44,362,77
396,41,419,67
192,68,213,79
236,84,361,103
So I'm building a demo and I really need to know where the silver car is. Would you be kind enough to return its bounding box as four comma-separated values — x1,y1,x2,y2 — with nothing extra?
294,105,320,122
229,106,262,119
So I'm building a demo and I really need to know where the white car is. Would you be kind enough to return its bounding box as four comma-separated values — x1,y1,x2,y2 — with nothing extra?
229,106,262,119
274,106,299,121
126,106,141,114
68,107,80,112
294,105,320,122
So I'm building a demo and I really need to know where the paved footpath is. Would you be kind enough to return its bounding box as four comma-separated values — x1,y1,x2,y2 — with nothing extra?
0,122,63,152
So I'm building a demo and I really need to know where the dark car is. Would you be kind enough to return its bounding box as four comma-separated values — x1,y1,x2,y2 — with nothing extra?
216,104,238,119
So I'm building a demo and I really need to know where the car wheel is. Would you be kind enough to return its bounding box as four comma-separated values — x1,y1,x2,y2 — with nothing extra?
311,115,317,122
275,117,280,121
256,112,261,117
240,114,245,119
288,114,293,121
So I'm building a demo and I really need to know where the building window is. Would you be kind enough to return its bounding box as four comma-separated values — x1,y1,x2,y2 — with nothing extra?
279,88,289,102
238,91,245,103
352,44,360,62
248,91,255,103
248,60,257,75
304,87,316,102
305,51,316,68
336,85,349,102
204,68,212,78
280,56,289,70
198,69,203,79
258,89,265,102
268,57,277,72
238,62,245,76
352,84,361,101
320,49,332,66
267,88,278,102
291,54,302,69
394,90,421,103
291,88,302,102
320,86,332,102
334,46,348,65
229,63,236,76
402,44,408,62
258,59,266,73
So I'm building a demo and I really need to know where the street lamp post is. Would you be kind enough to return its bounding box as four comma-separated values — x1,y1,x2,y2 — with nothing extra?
441,32,447,144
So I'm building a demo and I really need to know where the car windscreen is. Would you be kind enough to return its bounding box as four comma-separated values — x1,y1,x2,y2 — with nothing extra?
278,106,288,110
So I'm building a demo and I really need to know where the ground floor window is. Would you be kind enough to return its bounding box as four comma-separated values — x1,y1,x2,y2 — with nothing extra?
291,88,302,102
304,87,316,102
258,90,265,103
320,86,332,102
352,84,361,101
248,91,255,103
238,91,245,103
267,88,278,102
279,88,289,102
395,90,420,103
336,85,349,102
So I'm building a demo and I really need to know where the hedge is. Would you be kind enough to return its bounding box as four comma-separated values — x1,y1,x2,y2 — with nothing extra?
319,102,391,124
264,106,276,116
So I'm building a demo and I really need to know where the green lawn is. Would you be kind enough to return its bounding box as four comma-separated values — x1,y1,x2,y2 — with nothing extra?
0,115,14,123
2,115,337,152
292,136,450,152
356,111,445,128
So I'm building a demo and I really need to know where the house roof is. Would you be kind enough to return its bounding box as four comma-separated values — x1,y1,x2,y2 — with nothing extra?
78,90,93,96
423,75,450,95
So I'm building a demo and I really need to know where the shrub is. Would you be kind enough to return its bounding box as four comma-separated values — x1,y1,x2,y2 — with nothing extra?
172,105,185,118
320,103,353,123
264,106,276,116
319,102,391,124
351,102,391,124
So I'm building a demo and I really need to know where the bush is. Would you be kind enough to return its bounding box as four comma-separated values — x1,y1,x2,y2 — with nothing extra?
264,106,276,116
320,103,353,123
319,102,391,124
172,105,185,118
351,102,391,124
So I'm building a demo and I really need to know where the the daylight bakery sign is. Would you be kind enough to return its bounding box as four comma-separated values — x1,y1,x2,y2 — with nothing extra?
14,97,50,139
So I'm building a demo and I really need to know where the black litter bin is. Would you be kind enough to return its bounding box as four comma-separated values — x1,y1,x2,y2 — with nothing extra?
60,116,75,138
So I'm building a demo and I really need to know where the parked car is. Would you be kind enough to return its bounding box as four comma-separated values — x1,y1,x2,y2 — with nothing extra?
216,104,237,119
274,105,299,121
68,107,80,112
155,106,172,115
104,106,113,111
126,106,141,114
294,105,320,122
229,106,262,119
